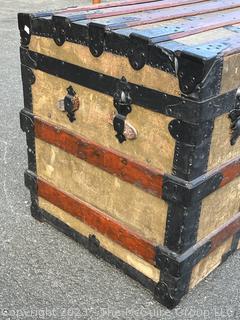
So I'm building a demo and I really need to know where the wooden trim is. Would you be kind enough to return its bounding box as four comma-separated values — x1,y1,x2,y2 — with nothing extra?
57,0,160,14
201,156,240,190
149,13,240,43
34,117,240,199
58,0,208,17
209,212,240,252
37,177,156,265
179,211,240,265
34,117,164,198
220,157,240,188
37,177,240,267
71,1,240,29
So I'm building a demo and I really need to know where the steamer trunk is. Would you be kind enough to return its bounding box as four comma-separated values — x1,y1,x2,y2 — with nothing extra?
18,0,240,308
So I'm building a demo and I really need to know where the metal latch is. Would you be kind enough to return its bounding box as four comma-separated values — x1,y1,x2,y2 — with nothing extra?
112,77,133,143
57,86,80,122
229,88,240,146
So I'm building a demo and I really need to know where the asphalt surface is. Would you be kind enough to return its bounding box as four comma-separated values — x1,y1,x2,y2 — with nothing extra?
0,1,239,319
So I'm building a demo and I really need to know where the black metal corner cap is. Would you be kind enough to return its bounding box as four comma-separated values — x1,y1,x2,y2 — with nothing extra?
18,13,32,46
176,50,217,97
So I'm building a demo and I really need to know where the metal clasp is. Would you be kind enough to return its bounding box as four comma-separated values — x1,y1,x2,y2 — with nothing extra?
108,113,137,141
57,86,80,122
112,77,133,143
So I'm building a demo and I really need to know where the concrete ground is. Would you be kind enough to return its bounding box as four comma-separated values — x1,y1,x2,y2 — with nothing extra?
0,1,239,319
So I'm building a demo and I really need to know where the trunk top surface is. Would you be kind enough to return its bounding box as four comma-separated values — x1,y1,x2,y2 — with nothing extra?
25,0,240,57
19,0,240,101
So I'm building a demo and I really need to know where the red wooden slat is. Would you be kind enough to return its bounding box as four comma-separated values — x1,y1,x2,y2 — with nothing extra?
38,178,157,264
210,212,240,252
57,0,160,14
35,118,164,198
37,178,240,266
57,0,210,20
55,0,207,17
220,157,240,188
79,0,240,30
146,13,240,43
181,211,240,265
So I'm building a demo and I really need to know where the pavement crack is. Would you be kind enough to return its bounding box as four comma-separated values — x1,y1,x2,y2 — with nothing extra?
0,139,14,214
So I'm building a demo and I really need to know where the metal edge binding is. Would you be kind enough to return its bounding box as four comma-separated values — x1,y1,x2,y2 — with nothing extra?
154,242,210,309
157,211,240,278
168,119,213,145
28,16,226,100
162,171,223,206
20,47,37,69
155,222,240,308
164,115,214,255
154,271,191,309
19,48,238,124
20,109,36,174
21,64,35,113
164,203,203,254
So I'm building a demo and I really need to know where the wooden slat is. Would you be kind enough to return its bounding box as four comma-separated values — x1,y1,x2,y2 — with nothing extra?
133,11,240,43
37,177,156,264
35,118,164,198
57,0,209,20
205,156,240,189
73,0,240,28
199,175,240,241
220,158,240,188
37,177,240,267
189,236,232,289
32,0,160,18
157,28,240,60
56,0,160,14
38,197,161,282
185,211,240,260
208,114,240,170
35,118,240,199
209,212,240,252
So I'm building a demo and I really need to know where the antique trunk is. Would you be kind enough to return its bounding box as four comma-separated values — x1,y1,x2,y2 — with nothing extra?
18,0,240,308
